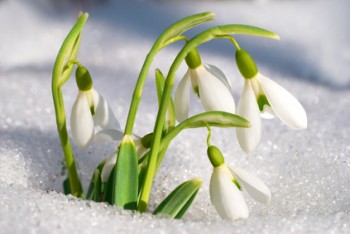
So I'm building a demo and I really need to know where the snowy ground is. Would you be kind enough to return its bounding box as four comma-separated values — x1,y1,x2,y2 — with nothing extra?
1,0,350,233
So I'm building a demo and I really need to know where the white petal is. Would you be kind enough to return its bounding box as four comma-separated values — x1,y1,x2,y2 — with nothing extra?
196,65,235,113
257,74,307,129
203,64,232,92
229,165,271,204
91,89,120,129
174,70,191,122
100,153,117,182
70,92,94,148
260,105,276,119
94,129,124,142
236,80,262,153
210,165,249,220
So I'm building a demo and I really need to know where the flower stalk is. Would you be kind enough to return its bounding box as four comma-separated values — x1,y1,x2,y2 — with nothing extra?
52,13,88,197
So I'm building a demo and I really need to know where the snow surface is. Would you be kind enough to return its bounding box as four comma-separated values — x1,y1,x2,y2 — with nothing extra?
1,0,350,233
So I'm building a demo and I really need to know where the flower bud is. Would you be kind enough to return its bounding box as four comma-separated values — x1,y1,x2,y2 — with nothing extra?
235,49,258,79
207,145,225,167
76,66,93,91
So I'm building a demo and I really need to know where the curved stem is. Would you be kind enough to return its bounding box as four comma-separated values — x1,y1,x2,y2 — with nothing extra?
206,124,212,147
215,35,241,50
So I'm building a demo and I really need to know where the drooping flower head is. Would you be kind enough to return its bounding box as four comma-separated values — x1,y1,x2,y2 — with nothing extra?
207,145,271,221
235,48,307,153
70,66,120,148
174,48,235,122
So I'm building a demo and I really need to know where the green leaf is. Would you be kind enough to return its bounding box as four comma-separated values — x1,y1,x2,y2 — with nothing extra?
155,69,166,105
93,169,102,202
153,178,202,218
161,12,215,46
158,111,249,155
155,69,176,130
113,135,139,210
215,24,280,40
184,111,250,128
103,166,115,204
175,190,199,219
86,161,105,201
63,178,71,195
52,13,88,87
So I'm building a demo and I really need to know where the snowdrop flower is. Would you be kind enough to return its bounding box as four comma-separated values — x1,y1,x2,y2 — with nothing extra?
174,48,235,122
208,145,271,221
235,48,307,152
70,66,120,148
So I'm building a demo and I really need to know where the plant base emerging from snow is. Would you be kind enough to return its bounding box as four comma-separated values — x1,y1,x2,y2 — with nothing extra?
52,12,306,220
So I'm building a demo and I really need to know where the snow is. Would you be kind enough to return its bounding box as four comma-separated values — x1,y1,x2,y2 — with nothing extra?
1,0,350,233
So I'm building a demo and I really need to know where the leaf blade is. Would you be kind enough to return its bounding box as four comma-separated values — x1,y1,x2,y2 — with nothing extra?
153,178,202,218
113,135,139,210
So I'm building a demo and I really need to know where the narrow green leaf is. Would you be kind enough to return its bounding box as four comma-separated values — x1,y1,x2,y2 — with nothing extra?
93,169,101,202
86,161,105,201
215,24,280,40
175,190,199,219
158,111,249,159
138,163,147,195
63,178,71,195
103,166,115,204
185,111,250,128
153,178,202,218
52,13,88,87
113,135,139,210
155,69,176,130
161,12,215,45
155,69,166,105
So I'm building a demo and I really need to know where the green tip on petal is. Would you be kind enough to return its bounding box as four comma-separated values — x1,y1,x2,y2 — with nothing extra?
257,95,270,111
185,48,202,69
207,146,225,167
235,49,258,79
76,66,93,91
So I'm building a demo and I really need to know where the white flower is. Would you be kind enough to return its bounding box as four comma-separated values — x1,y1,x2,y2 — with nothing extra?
70,88,120,148
235,48,307,153
236,73,307,152
174,64,235,122
210,164,271,221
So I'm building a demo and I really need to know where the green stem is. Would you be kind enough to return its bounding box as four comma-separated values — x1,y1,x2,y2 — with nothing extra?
52,13,88,197
52,85,83,197
124,12,215,135
206,124,212,147
216,35,241,50
138,24,279,211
